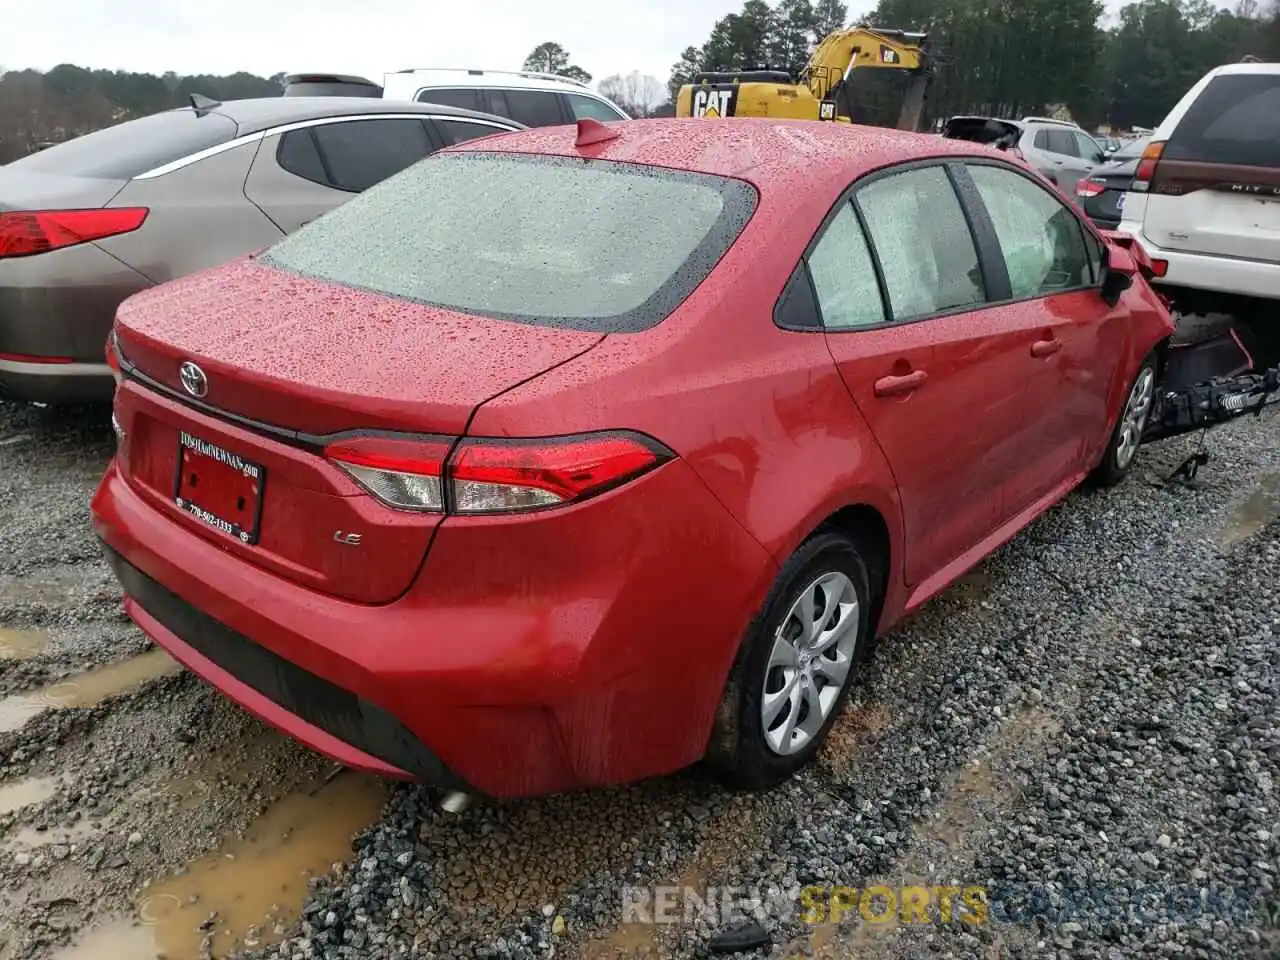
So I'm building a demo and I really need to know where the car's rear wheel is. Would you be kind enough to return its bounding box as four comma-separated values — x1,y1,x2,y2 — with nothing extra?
706,531,872,790
1091,352,1158,487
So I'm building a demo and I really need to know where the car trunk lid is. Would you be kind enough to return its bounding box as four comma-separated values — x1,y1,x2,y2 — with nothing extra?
114,257,605,437
112,257,604,604
0,170,128,212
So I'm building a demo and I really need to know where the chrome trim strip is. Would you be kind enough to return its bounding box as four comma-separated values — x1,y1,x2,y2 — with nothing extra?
133,113,516,181
413,85,628,118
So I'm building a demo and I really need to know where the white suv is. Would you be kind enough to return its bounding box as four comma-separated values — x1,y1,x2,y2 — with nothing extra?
1117,61,1280,309
284,69,631,128
381,69,630,127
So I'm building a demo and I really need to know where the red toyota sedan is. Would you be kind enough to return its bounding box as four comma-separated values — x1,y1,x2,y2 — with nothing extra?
90,118,1175,798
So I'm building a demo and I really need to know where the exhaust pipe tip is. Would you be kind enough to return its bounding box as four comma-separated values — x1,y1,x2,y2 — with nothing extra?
440,790,471,814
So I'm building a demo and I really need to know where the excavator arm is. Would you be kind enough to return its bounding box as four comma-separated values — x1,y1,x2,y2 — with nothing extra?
802,26,932,129
676,24,933,130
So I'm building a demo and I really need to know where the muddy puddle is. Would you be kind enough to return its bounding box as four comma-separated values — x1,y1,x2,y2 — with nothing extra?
53,771,388,960
0,627,49,660
0,774,58,817
1221,473,1280,547
0,648,181,733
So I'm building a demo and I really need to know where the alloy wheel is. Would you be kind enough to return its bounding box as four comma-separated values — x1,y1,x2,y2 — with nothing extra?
1115,365,1156,471
761,571,860,756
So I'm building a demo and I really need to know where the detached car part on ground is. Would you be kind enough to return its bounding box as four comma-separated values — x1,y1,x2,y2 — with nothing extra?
90,117,1273,801
0,95,522,404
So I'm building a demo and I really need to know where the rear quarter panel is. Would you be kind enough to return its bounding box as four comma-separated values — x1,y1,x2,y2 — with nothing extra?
466,180,907,625
96,141,283,283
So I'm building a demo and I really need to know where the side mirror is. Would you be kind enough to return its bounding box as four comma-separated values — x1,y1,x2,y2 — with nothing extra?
1100,244,1136,307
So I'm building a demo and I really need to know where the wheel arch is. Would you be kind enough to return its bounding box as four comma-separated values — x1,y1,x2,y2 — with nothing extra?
812,502,894,635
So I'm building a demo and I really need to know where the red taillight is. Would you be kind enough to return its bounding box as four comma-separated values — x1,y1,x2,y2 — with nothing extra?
0,208,149,259
0,351,74,364
1132,141,1165,191
325,435,452,512
324,431,671,516
450,433,667,514
1150,258,1169,278
1075,179,1105,198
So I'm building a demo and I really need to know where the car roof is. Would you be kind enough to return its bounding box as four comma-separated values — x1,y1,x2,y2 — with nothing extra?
1202,60,1280,77
383,68,595,93
448,117,1018,195
205,96,508,135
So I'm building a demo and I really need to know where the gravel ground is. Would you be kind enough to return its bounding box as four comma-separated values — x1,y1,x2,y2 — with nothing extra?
0,329,1278,960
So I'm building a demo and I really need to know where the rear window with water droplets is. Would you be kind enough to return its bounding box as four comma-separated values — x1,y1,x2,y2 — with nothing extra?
259,151,758,333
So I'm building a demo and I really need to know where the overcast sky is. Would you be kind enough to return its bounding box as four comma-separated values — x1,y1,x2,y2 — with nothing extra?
5,0,1134,91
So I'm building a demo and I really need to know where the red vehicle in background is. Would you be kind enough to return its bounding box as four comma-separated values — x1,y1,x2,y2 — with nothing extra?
91,117,1175,798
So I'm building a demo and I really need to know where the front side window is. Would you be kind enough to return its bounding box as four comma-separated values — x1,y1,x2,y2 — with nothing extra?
967,164,1092,296
855,165,985,321
806,201,884,329
1038,129,1079,157
260,152,757,332
1073,131,1105,164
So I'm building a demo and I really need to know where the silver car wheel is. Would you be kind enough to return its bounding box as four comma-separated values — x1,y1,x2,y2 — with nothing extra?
761,571,860,756
1115,365,1155,471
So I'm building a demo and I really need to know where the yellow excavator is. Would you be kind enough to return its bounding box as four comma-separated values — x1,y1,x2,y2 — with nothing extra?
675,25,933,131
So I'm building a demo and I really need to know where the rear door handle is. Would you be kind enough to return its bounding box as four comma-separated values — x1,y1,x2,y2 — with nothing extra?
873,370,928,397
1031,338,1062,358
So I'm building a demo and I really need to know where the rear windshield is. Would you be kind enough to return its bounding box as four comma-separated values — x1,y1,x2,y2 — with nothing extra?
1166,73,1280,168
259,151,758,332
3,109,237,180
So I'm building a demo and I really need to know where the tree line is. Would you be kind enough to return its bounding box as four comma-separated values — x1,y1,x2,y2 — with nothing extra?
664,0,1280,131
2,1,1276,163
0,64,283,162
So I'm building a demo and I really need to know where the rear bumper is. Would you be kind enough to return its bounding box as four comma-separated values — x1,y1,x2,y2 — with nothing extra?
91,455,775,797
0,357,114,404
1121,226,1280,302
0,242,150,403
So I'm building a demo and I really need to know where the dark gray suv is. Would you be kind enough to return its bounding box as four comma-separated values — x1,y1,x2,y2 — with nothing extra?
0,96,521,404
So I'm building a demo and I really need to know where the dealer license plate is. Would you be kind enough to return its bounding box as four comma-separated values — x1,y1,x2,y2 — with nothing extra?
174,431,265,545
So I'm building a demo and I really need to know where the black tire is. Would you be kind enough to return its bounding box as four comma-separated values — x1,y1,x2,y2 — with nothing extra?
706,531,873,791
1090,351,1158,488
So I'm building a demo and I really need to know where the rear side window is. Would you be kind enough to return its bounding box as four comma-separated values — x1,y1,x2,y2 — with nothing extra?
260,152,758,333
310,119,434,192
806,201,884,329
277,130,328,183
3,109,236,179
496,90,565,127
855,166,985,321
1166,73,1280,168
415,88,481,111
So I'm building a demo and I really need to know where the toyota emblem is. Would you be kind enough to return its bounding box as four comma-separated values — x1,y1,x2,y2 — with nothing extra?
179,361,208,399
